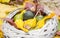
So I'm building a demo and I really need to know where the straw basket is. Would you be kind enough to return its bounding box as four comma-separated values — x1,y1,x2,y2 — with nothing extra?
2,7,58,38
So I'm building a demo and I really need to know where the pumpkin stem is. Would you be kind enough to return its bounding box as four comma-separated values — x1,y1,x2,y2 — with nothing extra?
34,9,41,18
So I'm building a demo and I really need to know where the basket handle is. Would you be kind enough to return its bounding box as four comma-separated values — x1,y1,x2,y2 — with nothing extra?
6,8,23,19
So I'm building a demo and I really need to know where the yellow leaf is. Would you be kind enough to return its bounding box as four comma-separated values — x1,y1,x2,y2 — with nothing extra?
2,0,10,3
0,0,2,2
15,19,28,32
0,19,3,25
54,36,60,38
0,31,4,38
24,18,36,28
0,13,7,18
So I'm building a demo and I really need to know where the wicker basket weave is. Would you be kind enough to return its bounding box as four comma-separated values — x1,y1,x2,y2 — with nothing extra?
2,8,58,38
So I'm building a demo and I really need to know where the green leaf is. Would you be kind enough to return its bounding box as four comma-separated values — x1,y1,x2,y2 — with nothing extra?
58,20,60,30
